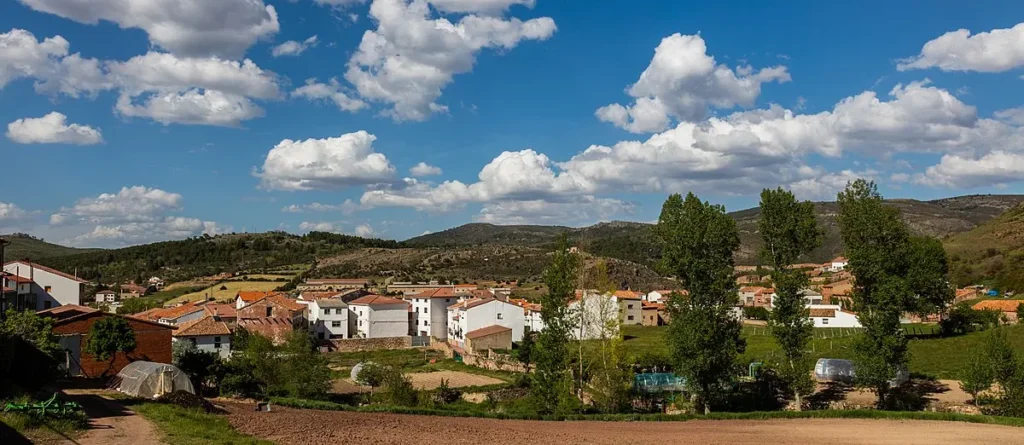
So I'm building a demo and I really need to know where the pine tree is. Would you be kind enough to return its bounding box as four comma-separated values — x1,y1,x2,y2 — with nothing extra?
658,193,744,414
531,235,580,414
759,187,821,410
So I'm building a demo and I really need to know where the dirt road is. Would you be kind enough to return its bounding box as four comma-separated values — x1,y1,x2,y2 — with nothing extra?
226,403,1022,445
61,389,161,445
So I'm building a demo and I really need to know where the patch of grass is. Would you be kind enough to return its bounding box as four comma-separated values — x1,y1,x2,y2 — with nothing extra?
326,348,446,372
173,281,283,304
270,396,1024,426
0,411,86,443
622,323,1024,380
132,402,271,445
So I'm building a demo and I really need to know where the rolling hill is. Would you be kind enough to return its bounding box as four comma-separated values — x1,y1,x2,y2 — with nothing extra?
945,202,1024,292
0,233,97,260
406,194,1024,266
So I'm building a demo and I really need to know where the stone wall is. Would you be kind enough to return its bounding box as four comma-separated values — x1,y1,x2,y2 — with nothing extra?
330,336,412,353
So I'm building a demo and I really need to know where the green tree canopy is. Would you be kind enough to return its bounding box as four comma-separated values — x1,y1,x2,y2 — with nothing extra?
657,192,744,414
84,316,137,363
531,234,580,414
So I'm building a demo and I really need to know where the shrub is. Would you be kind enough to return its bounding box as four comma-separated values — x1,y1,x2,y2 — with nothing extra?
742,306,770,321
432,379,462,405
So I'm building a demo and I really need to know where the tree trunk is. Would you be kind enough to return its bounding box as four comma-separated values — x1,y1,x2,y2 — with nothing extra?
794,390,802,411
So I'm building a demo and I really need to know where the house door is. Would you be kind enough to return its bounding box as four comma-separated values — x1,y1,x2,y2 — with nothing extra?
59,335,82,377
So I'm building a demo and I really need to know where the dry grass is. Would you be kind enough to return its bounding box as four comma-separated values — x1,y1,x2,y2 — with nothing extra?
172,281,283,304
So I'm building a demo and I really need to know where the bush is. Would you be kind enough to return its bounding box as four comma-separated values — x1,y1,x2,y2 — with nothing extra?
380,365,418,407
742,306,770,321
432,379,462,405
941,303,1001,336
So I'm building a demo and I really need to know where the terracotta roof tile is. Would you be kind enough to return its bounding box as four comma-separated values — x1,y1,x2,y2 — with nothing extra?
348,294,408,306
449,297,496,311
614,290,642,300
202,303,237,319
411,288,458,298
973,300,1024,313
465,325,511,339
237,317,294,344
809,308,836,318
237,291,284,303
174,315,231,337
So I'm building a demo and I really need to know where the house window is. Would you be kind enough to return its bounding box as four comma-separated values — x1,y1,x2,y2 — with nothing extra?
332,321,341,328
627,315,634,321
214,337,222,349
43,300,52,309
628,304,634,309
323,308,330,315
265,307,272,317
822,318,829,325
359,320,363,326
497,313,503,320
44,286,52,293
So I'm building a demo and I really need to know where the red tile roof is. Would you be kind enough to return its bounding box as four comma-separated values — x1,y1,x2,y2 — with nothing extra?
614,290,642,300
3,274,33,284
4,260,88,283
237,291,285,303
449,297,496,311
973,300,1024,313
37,304,97,321
411,288,458,299
202,303,237,319
264,294,306,312
348,294,408,306
174,315,231,337
237,317,293,344
134,301,204,322
465,325,511,340
809,308,837,318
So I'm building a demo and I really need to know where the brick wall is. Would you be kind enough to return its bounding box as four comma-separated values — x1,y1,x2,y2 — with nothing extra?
53,313,173,378
329,336,412,353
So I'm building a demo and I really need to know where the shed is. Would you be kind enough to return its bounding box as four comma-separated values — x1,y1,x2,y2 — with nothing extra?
464,325,512,354
110,361,194,399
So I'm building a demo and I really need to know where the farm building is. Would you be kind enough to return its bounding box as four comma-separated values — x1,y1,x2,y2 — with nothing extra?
808,305,862,328
972,300,1023,323
39,305,173,377
447,297,525,349
464,325,512,355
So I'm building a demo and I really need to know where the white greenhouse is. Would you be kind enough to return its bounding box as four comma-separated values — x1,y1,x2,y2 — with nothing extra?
110,361,195,399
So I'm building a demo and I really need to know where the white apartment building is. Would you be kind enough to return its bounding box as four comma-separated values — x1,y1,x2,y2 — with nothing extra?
308,299,349,340
409,288,459,339
4,261,88,311
348,295,410,338
447,298,525,349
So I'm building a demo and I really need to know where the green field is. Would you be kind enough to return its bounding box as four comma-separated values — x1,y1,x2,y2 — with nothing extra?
622,324,1024,380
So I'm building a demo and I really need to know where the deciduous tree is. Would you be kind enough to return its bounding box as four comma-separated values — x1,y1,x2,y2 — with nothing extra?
532,235,580,414
658,193,745,414
759,188,821,410
84,316,137,375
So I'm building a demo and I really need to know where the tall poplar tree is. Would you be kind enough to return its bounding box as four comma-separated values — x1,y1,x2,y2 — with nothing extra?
531,234,580,414
658,193,744,414
759,188,821,410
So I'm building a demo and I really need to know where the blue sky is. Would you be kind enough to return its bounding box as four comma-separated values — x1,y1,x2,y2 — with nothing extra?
1,0,1023,247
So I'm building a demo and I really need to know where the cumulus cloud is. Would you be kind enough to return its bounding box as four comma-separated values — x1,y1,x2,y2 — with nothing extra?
0,29,111,97
354,223,374,237
344,0,556,121
409,162,442,177
915,151,1024,188
282,200,361,214
596,33,790,133
898,22,1024,72
292,78,367,112
6,112,103,145
257,131,396,190
107,52,281,99
994,107,1024,126
66,218,229,247
271,35,319,57
52,186,183,224
115,90,265,127
0,202,30,221
475,197,633,225
17,0,280,59
299,221,340,232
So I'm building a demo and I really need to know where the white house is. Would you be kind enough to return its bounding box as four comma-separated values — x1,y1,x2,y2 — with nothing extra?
308,299,349,340
645,290,673,303
348,295,410,338
172,315,232,359
829,256,849,273
770,289,825,308
808,305,861,328
3,261,88,311
409,288,459,339
569,291,620,340
94,290,117,304
446,298,525,349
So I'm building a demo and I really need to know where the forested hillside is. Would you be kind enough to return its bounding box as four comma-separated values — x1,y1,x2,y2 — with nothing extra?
945,203,1024,292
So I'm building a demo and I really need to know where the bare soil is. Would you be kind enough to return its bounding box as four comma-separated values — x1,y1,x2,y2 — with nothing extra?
59,389,161,445
225,403,1022,445
405,370,505,389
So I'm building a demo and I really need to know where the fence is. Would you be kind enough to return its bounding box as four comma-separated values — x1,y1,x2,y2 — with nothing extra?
411,336,430,347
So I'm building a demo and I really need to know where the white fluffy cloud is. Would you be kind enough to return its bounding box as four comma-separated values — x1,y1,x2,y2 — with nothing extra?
475,197,633,225
6,112,103,145
299,221,341,232
361,149,591,211
115,90,265,127
0,202,30,221
916,151,1024,188
51,186,228,247
271,35,319,57
354,223,374,237
18,0,280,59
898,22,1024,73
107,52,281,99
344,0,556,121
409,162,442,176
596,33,790,133
282,200,361,214
292,78,367,112
258,131,397,190
0,29,111,97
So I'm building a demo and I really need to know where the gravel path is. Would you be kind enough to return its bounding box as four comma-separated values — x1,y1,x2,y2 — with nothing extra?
225,403,1023,445
61,389,162,445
